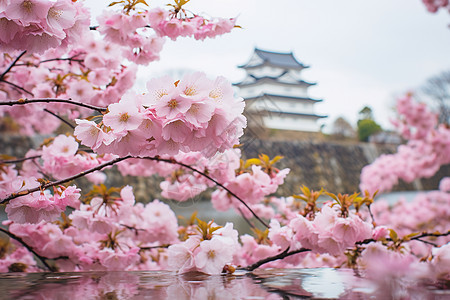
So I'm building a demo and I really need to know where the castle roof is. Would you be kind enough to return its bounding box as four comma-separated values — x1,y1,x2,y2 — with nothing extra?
234,73,316,87
239,48,308,70
244,93,323,103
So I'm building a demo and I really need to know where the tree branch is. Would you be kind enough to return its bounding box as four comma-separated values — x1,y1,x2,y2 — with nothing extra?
15,54,85,67
43,108,75,129
0,227,56,272
0,79,34,96
0,51,27,81
1,153,269,228
357,230,450,245
139,245,170,251
0,155,131,204
0,98,107,113
244,247,311,271
0,155,41,164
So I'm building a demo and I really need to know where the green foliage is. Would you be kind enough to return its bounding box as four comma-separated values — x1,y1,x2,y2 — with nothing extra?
357,119,382,142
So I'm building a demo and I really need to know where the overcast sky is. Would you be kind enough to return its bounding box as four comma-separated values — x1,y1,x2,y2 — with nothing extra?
88,0,450,132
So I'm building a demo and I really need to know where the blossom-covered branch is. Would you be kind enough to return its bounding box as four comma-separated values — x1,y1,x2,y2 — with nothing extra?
0,227,56,272
0,98,107,113
0,155,131,204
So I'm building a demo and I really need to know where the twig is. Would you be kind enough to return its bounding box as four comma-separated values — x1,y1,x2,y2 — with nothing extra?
244,247,311,271
0,98,107,113
415,239,438,247
0,79,34,96
0,51,27,81
0,227,56,272
43,108,75,129
411,231,450,240
237,207,257,230
139,245,170,251
0,155,131,204
144,156,270,229
16,55,84,67
357,230,450,245
0,155,41,164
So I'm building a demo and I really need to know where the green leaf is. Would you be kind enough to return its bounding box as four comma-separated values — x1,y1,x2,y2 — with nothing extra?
269,155,284,165
325,192,338,201
259,154,270,164
389,229,398,242
244,158,261,168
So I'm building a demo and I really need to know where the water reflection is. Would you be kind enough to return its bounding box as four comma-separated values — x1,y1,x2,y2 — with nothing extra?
0,268,447,299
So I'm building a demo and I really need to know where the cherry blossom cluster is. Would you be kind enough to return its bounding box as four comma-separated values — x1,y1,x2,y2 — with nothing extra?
96,2,237,65
97,10,165,65
422,0,450,13
74,72,246,157
40,134,117,182
368,177,450,256
269,204,373,256
168,221,239,274
148,7,236,41
0,0,90,54
5,184,80,224
360,94,450,194
0,134,116,187
0,38,137,135
210,155,290,217
3,185,181,271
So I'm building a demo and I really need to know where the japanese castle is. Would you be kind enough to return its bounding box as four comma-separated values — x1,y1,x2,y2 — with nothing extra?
235,48,326,133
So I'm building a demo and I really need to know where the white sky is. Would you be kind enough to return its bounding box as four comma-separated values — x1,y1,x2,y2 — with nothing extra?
87,0,450,131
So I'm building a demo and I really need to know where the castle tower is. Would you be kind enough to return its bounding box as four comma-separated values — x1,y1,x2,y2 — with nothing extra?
235,48,326,133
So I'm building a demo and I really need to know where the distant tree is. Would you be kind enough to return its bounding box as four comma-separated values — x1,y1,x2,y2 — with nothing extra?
331,116,355,138
357,119,382,142
357,106,382,142
421,70,450,125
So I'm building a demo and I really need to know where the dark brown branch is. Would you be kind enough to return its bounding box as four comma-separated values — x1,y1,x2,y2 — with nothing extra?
1,153,268,228
16,55,84,67
1,98,107,113
144,156,269,229
139,245,170,251
411,230,450,240
0,227,56,272
0,51,27,81
237,207,257,230
357,230,450,245
43,108,75,129
415,239,438,247
244,247,311,271
0,155,131,204
0,155,41,164
0,79,34,96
